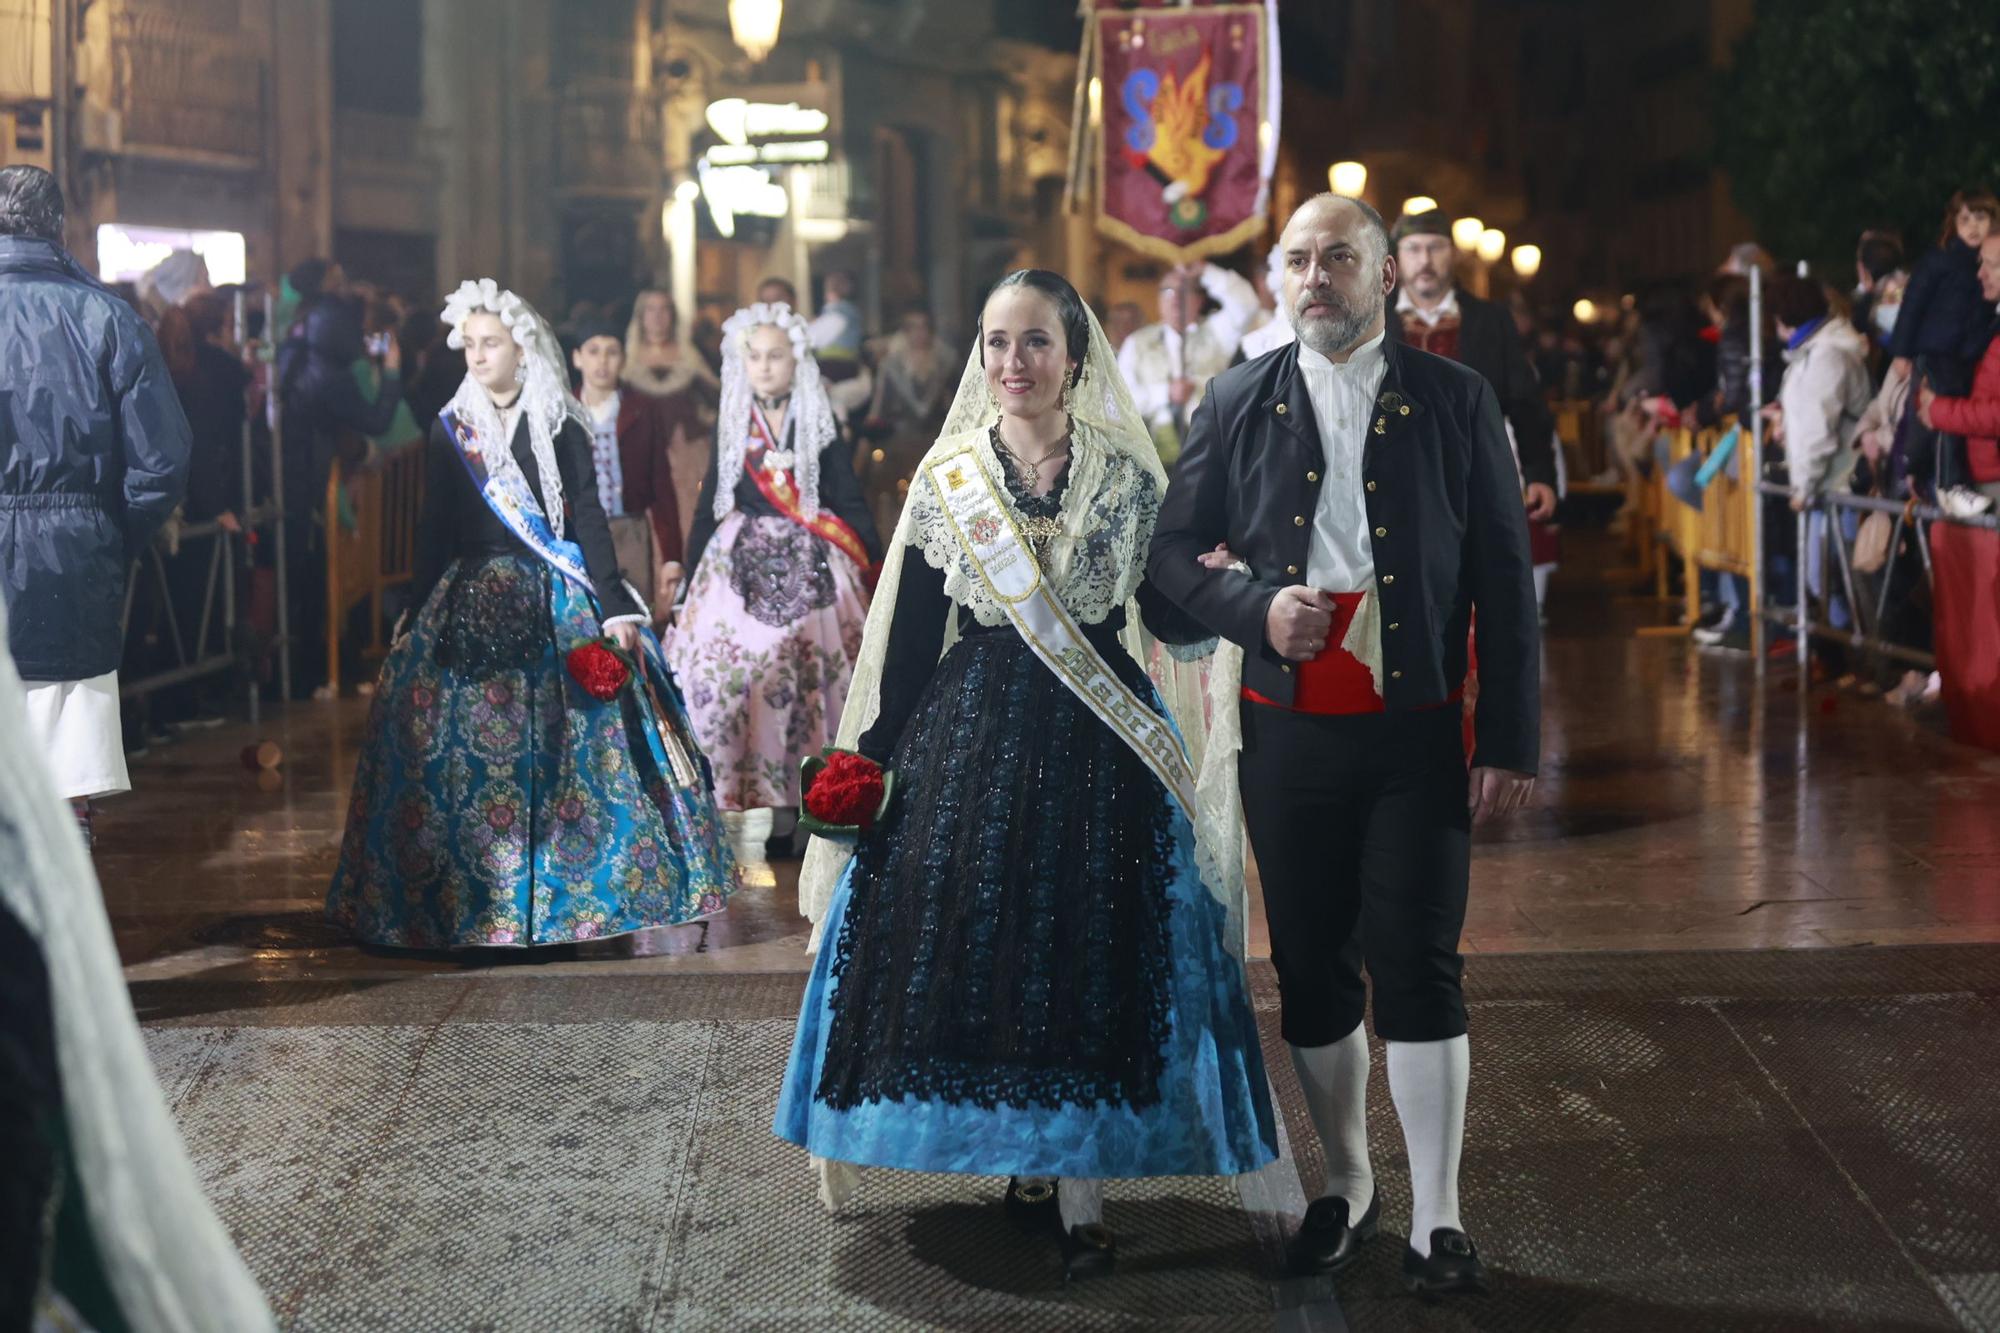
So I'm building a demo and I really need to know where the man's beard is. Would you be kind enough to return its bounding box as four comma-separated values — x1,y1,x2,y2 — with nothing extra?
1288,287,1379,356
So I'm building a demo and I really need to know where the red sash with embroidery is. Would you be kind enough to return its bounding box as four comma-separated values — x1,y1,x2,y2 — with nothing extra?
744,405,872,572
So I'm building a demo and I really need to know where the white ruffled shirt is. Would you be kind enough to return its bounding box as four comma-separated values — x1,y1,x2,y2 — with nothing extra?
1299,332,1388,592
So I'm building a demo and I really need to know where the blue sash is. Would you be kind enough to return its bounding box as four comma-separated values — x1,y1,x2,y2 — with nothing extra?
440,406,670,678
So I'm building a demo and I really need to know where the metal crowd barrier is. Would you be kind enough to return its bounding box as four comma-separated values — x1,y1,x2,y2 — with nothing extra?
1756,482,1999,673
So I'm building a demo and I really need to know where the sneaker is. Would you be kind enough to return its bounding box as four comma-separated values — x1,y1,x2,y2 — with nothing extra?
174,710,228,732
1691,606,1738,645
1939,486,1997,520
1885,670,1927,707
1692,603,1726,631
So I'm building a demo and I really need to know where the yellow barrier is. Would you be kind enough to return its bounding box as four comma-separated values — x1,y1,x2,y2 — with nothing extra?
1634,423,1760,639
327,446,425,694
1552,399,1614,491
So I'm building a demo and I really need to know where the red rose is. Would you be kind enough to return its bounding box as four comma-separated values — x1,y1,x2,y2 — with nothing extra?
565,641,631,701
804,751,886,829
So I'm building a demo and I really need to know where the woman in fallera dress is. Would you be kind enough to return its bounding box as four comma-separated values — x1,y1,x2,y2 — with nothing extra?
326,279,735,949
666,303,882,831
775,270,1277,1276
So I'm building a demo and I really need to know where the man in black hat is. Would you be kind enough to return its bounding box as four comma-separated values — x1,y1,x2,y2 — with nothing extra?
571,316,688,611
1392,210,1559,521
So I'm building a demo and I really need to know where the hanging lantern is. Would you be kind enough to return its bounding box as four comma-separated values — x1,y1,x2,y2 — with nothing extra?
729,0,784,63
1476,227,1506,263
1573,298,1598,323
1511,244,1543,279
1401,195,1439,216
1451,216,1485,251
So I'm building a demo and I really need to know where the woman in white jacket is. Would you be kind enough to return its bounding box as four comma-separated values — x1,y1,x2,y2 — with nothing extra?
1769,275,1873,639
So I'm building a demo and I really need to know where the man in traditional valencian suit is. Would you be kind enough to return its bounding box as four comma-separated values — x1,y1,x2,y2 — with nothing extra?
1149,193,1539,1298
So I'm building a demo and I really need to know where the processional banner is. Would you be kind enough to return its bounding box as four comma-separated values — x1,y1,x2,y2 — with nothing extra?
1073,1,1280,263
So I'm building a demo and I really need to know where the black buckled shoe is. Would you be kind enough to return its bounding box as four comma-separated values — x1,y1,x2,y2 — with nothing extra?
1286,1191,1380,1276
1059,1221,1118,1282
1004,1177,1060,1235
1402,1228,1489,1298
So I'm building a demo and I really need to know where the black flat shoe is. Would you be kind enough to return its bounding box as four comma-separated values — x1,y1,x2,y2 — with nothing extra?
1059,1221,1117,1282
1286,1192,1379,1276
1402,1228,1489,1299
1003,1177,1059,1235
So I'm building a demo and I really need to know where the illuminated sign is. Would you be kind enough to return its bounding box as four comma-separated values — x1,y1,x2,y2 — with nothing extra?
703,140,830,167
704,98,829,146
96,223,247,286
698,160,791,239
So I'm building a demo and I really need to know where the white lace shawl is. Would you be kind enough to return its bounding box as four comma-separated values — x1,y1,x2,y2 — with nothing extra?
714,303,837,521
907,421,1158,629
441,279,587,537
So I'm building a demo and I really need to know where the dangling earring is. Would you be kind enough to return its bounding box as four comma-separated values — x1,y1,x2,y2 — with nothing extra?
1062,376,1076,418
514,362,528,385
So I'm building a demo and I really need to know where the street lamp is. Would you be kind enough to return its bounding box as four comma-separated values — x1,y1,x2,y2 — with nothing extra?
1511,244,1542,279
1329,161,1367,197
1476,227,1506,264
1573,298,1597,324
1451,216,1485,251
729,0,783,62
1401,195,1438,216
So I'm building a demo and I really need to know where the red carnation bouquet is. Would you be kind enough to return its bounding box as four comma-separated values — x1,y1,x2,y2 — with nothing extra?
565,638,634,701
798,748,894,843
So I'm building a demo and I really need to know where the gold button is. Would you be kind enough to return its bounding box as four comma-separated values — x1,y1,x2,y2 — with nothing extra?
1382,574,1395,585
1281,664,1292,673
1294,515,1305,526
1392,669,1403,679
1307,470,1320,482
1275,403,1288,415
1400,405,1411,416
1374,526,1387,538
1286,564,1299,575
1366,480,1377,492
1388,622,1400,631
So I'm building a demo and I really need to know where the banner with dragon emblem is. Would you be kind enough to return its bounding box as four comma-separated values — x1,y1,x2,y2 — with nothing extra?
1078,1,1279,263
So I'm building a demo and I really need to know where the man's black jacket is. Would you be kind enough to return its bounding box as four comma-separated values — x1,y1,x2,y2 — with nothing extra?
1391,289,1556,491
1146,336,1541,775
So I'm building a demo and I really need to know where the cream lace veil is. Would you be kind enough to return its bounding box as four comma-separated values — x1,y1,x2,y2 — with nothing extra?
795,296,1249,960
441,279,586,537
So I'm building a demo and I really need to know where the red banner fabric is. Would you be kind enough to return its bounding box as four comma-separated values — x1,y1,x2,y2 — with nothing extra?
1931,522,2000,753
1095,4,1269,263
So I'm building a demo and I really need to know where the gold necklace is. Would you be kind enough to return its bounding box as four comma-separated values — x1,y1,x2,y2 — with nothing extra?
990,423,1071,493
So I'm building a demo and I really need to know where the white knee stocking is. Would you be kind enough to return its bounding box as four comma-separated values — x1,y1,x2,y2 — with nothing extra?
1058,1178,1103,1230
1288,1022,1375,1215
1386,1034,1468,1257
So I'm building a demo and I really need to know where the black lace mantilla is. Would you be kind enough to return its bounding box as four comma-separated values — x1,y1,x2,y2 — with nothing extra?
815,628,1179,1113
434,555,555,674
728,515,836,627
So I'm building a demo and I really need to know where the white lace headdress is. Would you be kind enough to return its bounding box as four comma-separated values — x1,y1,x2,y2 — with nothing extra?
797,287,1248,960
715,302,839,521
441,278,588,536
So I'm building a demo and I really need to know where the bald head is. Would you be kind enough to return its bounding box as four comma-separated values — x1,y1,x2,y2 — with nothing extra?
1284,193,1391,267
1279,192,1396,358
